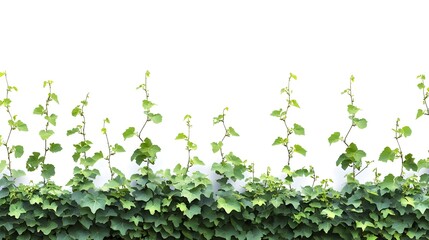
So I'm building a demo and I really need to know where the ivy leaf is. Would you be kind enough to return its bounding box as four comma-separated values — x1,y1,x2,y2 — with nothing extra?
50,93,59,104
122,127,135,140
271,109,283,117
290,72,297,80
211,141,223,153
403,153,418,171
227,127,239,137
37,221,58,235
181,189,201,202
175,133,187,140
145,198,161,215
41,164,55,179
148,113,162,124
354,118,367,129
293,123,305,135
328,132,341,145
110,218,134,236
16,120,28,131
187,141,197,151
49,143,62,153
191,156,204,166
12,169,25,179
39,130,54,140
401,126,412,137
379,147,396,162
33,105,45,115
9,202,26,219
71,106,81,117
290,99,300,108
416,109,425,119
184,205,201,219
272,137,286,146
67,127,79,136
294,144,307,156
80,192,108,214
26,152,44,171
356,221,375,232
321,208,342,219
142,100,155,111
112,144,125,153
44,114,58,126
13,145,24,158
347,105,360,115
217,196,241,213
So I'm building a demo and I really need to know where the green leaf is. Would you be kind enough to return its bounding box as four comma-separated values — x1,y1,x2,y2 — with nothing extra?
328,132,341,145
356,221,375,232
347,105,360,115
37,221,58,235
39,129,54,140
211,141,223,153
80,192,108,214
175,133,187,140
227,127,239,137
294,144,307,156
290,72,297,80
191,156,204,166
16,120,28,131
417,109,425,119
50,93,59,104
272,137,287,146
14,145,24,158
110,218,134,236
41,164,55,179
293,123,305,135
0,160,6,173
26,152,44,171
112,144,125,153
67,127,79,136
271,109,283,117
148,113,162,123
122,127,135,140
290,99,300,108
71,106,81,117
217,196,241,213
417,82,425,89
142,99,155,110
49,143,62,153
9,202,26,219
185,205,201,218
321,208,343,219
44,114,58,126
33,105,45,115
379,147,396,162
12,169,25,179
354,118,367,129
187,141,197,150
145,198,161,215
402,126,412,137
404,153,418,171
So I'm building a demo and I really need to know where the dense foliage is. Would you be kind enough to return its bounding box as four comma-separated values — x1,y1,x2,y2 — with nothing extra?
1,71,429,239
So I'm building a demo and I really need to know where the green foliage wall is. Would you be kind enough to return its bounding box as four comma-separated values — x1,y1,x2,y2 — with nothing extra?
1,71,429,239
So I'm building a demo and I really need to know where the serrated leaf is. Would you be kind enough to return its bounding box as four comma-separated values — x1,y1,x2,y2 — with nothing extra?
49,143,62,153
14,145,24,158
110,218,134,236
145,198,161,215
33,105,44,115
16,120,28,131
356,221,374,231
39,130,54,140
328,132,341,145
67,127,79,136
379,147,396,162
217,196,241,213
294,144,306,156
112,144,125,153
293,123,305,135
175,133,187,140
122,127,135,140
184,205,201,219
321,208,342,219
227,127,239,136
41,164,55,179
26,152,44,171
404,153,418,171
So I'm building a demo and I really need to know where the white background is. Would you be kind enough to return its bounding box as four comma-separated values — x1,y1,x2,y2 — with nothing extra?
1,1,429,188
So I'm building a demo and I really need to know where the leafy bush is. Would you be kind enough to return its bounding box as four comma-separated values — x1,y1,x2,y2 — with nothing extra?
1,71,429,239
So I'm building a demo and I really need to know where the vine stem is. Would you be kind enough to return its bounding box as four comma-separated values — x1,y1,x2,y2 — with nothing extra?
185,119,192,175
103,121,114,180
394,119,405,176
3,72,14,177
41,83,53,184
